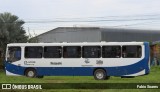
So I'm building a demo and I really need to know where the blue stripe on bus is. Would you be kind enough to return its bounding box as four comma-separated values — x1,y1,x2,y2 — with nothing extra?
5,42,150,76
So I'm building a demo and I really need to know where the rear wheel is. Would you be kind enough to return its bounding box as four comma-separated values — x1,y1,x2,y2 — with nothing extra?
25,68,36,78
94,69,106,80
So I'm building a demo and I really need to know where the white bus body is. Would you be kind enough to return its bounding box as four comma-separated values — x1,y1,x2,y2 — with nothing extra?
5,42,150,80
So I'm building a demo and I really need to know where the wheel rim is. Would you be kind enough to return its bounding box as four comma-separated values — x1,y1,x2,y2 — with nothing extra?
27,71,34,77
96,72,104,79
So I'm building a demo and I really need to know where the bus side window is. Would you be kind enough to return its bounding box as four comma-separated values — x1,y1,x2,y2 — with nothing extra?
122,45,142,58
44,46,62,58
63,46,81,58
82,46,101,58
25,46,43,58
102,46,121,58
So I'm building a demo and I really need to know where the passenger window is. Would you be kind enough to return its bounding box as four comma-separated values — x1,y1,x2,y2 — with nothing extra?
63,46,81,58
7,47,21,62
102,46,121,58
44,46,62,58
122,46,142,58
25,46,43,58
82,46,101,58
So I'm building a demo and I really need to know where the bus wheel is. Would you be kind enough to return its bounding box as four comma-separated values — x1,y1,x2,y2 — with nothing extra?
25,68,36,78
94,69,106,80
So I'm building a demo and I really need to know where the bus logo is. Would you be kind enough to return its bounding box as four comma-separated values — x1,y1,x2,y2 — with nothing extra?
84,58,90,63
24,61,35,65
96,60,103,65
2,84,11,89
50,62,62,65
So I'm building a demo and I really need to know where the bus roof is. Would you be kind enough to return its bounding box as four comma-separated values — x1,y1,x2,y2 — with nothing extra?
7,42,147,47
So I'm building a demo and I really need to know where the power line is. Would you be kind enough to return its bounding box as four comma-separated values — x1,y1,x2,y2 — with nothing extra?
1,13,160,24
22,13,160,20
1,17,160,24
112,20,160,27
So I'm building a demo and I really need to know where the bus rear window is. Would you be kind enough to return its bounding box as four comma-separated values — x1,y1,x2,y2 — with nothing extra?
25,46,43,58
122,46,142,58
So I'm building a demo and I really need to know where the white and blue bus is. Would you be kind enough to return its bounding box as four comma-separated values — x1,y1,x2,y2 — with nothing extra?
5,42,150,80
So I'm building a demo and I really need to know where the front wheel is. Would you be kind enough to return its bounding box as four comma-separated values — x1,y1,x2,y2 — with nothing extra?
94,69,106,80
25,68,36,78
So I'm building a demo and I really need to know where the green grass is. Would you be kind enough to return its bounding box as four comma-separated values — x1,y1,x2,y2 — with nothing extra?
0,66,160,92
0,67,160,83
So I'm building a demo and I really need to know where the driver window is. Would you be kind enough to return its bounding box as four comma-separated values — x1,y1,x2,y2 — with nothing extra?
7,47,21,62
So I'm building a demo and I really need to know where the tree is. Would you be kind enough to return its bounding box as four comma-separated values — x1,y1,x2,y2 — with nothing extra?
0,12,28,57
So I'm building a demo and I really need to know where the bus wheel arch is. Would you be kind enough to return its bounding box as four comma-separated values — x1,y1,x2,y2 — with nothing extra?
93,68,110,80
24,68,37,78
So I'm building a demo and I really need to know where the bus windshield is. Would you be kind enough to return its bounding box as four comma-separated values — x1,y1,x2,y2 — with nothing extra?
7,47,21,62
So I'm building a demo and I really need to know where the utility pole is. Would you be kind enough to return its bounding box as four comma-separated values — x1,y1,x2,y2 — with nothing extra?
28,27,32,38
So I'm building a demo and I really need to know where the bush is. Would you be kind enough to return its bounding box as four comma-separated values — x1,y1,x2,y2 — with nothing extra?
0,57,3,69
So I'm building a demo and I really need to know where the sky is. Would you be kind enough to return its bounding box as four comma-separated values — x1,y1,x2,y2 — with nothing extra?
0,0,160,36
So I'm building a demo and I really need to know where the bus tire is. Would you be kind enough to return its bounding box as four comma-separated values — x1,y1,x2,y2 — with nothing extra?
25,68,36,78
94,69,106,80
